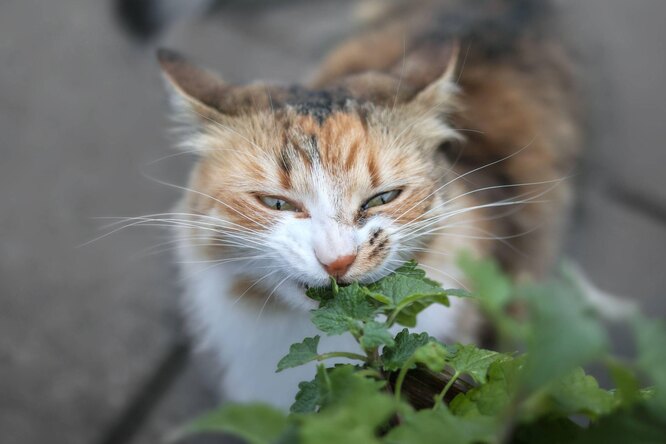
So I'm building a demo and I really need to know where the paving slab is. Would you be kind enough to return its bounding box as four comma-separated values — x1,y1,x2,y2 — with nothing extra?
560,0,666,209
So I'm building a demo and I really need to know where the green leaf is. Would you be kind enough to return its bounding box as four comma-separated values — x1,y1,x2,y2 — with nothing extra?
511,418,583,444
524,367,615,421
413,341,448,372
381,329,432,372
447,344,507,384
324,365,386,405
178,403,288,444
290,364,388,415
311,282,378,336
457,252,512,312
306,285,335,303
363,261,451,326
607,359,642,408
548,368,615,418
633,315,666,414
522,278,607,390
296,366,396,444
569,405,666,444
360,320,395,350
298,392,396,444
276,336,320,372
291,378,320,414
385,407,496,444
450,357,524,417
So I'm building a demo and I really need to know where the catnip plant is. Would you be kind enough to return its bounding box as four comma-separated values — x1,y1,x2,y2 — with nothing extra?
173,255,666,444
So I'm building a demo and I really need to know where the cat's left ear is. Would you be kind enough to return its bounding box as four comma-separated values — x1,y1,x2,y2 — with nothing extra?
410,42,460,111
157,48,233,123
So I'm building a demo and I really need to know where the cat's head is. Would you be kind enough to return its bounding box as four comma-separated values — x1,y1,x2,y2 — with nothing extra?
159,48,472,309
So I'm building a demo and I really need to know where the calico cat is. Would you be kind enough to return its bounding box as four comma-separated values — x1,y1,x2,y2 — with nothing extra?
157,0,580,408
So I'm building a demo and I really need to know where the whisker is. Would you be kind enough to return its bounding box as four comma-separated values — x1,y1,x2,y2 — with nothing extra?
231,270,279,307
256,273,294,323
141,175,272,230
390,137,539,224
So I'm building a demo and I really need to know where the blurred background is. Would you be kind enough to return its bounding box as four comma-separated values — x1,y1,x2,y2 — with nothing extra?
1,1,665,443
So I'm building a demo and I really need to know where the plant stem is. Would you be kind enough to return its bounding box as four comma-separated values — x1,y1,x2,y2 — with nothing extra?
433,371,460,409
366,347,380,369
394,357,417,404
316,352,368,363
356,368,383,379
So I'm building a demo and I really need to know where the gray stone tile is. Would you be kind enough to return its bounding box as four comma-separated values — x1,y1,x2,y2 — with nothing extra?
560,0,666,209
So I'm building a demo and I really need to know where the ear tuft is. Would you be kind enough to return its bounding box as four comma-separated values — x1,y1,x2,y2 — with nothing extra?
410,41,461,111
157,48,187,68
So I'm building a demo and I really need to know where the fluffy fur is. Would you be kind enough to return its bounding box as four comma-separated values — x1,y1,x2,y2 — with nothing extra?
157,0,580,408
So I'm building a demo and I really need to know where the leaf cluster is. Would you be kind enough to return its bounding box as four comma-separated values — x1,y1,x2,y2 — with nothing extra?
178,258,666,444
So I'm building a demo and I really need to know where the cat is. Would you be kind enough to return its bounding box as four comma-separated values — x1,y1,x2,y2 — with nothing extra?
157,0,580,408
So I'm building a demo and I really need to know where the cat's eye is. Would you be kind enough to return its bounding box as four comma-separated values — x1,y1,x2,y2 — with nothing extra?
258,196,301,212
361,190,402,211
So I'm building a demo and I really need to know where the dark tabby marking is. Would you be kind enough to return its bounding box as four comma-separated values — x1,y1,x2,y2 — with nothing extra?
284,86,353,124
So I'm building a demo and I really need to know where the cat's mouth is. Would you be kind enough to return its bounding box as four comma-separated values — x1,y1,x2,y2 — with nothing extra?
294,281,311,291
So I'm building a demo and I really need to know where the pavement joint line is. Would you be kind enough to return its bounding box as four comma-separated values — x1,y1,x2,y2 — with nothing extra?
604,181,666,227
95,338,191,444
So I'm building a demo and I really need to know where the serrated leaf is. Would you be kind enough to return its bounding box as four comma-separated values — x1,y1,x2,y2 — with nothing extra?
524,367,615,421
413,341,448,372
291,379,320,413
311,282,378,336
363,261,451,326
447,344,507,384
384,407,496,444
290,364,387,415
324,365,387,405
381,329,432,372
178,403,288,444
450,357,524,417
360,320,395,349
306,285,334,303
276,336,320,372
298,391,396,444
311,308,356,335
297,366,396,444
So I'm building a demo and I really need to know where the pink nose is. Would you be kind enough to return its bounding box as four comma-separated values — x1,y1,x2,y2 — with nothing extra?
320,254,357,278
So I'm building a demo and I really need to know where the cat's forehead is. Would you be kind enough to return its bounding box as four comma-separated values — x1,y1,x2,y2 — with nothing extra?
276,110,384,194
280,86,358,125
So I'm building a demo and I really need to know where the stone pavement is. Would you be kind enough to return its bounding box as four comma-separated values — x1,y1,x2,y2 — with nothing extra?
1,1,665,444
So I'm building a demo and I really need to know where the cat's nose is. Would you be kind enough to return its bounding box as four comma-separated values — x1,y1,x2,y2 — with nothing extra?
319,254,357,279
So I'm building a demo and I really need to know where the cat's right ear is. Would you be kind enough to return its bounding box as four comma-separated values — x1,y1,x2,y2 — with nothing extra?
157,48,231,123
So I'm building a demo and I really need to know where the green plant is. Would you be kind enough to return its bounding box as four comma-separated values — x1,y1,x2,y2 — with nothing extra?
174,255,666,444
